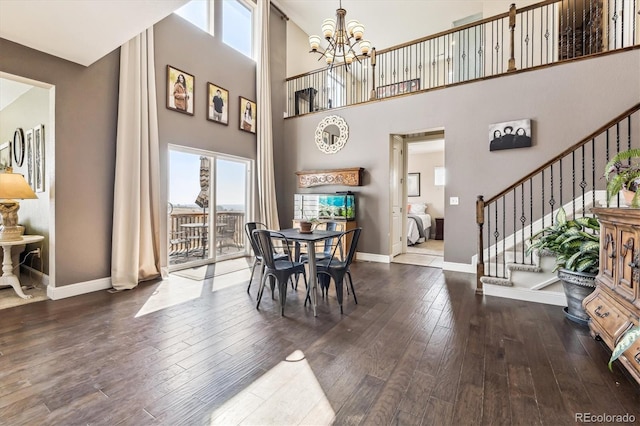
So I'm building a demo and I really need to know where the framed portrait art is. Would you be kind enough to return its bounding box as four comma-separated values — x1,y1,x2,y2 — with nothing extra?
239,96,257,134
33,124,45,192
167,65,194,115
407,173,421,197
207,83,229,125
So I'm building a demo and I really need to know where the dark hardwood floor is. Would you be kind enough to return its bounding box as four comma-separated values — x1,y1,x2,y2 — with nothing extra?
0,261,638,425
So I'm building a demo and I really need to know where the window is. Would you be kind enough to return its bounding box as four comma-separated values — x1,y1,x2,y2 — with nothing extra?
434,167,445,186
174,0,213,34
222,0,254,59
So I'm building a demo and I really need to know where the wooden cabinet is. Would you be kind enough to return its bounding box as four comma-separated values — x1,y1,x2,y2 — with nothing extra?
584,208,640,384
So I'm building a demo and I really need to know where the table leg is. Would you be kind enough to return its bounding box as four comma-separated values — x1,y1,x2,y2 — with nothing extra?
1,245,32,299
307,241,318,317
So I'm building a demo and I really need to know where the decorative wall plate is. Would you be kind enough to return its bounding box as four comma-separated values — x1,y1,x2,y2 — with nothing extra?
13,128,24,167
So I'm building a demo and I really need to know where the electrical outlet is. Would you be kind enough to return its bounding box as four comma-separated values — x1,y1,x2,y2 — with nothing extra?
33,248,41,258
450,197,459,205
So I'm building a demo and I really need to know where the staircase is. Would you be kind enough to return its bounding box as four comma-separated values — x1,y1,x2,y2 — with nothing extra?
476,104,640,305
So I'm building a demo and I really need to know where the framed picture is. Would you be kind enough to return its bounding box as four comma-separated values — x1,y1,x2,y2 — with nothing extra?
166,65,194,115
322,130,330,146
407,173,420,197
239,96,257,134
207,83,229,125
489,119,532,151
377,78,420,99
33,124,45,192
0,141,11,171
25,129,34,188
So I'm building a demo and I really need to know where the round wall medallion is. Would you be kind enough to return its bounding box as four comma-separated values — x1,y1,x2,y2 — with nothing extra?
315,115,349,154
13,128,25,167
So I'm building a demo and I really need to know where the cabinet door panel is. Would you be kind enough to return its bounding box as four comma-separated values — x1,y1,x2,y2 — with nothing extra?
616,225,638,302
600,221,616,288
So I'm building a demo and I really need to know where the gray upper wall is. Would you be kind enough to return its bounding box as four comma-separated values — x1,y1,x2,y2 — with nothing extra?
281,49,640,263
0,2,287,287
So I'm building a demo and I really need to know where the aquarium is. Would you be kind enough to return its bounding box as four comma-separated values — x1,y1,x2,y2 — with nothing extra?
294,192,356,221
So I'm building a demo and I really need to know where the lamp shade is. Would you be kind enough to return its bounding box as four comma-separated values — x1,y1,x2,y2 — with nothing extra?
0,172,37,200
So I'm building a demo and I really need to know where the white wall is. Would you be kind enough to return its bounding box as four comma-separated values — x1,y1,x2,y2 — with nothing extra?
407,150,445,236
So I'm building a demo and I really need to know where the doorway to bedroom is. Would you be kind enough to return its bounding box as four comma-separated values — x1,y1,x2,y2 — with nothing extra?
392,131,445,268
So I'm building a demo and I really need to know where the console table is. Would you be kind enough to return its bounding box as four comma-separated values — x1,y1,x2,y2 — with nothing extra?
1,235,44,299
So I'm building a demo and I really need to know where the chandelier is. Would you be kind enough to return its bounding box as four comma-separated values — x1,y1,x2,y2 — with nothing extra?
308,0,371,68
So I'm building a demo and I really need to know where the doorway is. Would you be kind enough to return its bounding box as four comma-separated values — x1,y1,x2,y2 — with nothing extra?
168,146,252,271
391,131,445,268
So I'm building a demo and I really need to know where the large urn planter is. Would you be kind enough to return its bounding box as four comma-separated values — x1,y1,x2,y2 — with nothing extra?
557,268,596,325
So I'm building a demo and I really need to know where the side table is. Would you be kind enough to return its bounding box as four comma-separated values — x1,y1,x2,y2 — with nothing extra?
0,235,44,299
435,218,444,240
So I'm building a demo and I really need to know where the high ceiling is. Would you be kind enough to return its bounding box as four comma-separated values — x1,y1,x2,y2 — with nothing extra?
0,1,537,68
0,0,188,66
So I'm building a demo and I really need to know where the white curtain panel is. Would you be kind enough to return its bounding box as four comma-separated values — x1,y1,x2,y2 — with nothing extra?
111,28,162,290
256,0,280,230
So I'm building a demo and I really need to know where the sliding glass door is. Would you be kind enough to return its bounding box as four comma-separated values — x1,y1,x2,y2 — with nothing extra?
168,146,252,270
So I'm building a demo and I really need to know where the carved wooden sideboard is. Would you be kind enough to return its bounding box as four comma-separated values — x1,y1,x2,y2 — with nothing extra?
584,208,640,384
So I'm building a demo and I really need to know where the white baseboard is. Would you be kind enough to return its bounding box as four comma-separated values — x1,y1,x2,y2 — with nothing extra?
20,265,49,287
483,284,567,306
47,277,112,300
356,252,391,263
442,261,476,274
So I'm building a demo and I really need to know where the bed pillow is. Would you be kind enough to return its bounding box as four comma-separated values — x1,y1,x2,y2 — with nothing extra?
409,203,427,214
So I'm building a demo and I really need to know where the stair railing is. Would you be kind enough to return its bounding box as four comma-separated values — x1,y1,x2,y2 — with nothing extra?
286,0,639,117
476,103,640,293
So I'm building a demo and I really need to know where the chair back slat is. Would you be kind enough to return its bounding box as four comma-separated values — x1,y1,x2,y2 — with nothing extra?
253,229,293,269
329,227,361,267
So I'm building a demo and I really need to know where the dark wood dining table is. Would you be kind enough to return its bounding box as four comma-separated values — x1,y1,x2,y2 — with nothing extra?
274,228,343,316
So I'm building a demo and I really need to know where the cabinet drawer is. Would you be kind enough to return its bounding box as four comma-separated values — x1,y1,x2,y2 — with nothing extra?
584,293,634,344
620,336,640,383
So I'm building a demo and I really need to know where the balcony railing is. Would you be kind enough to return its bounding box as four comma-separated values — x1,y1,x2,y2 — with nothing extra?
168,211,246,264
286,0,639,117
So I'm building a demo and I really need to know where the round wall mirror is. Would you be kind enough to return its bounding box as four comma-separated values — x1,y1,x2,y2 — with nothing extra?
315,115,349,154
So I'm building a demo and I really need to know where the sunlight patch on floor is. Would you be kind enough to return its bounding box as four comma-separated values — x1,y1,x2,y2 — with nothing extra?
209,350,335,425
135,275,203,317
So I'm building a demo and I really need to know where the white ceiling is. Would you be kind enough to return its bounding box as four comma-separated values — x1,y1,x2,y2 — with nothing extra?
0,79,33,111
408,139,445,154
0,1,539,69
0,0,188,66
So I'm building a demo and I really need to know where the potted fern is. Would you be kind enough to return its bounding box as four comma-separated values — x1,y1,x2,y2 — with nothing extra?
604,148,640,207
527,207,600,325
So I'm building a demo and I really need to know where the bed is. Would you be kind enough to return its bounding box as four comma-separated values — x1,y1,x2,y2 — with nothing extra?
407,203,432,245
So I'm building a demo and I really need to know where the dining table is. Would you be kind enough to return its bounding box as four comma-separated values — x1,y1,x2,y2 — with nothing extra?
274,227,343,317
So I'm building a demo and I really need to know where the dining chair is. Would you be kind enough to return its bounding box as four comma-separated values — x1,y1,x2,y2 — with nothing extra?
244,222,288,294
217,215,238,253
298,221,341,291
252,229,308,316
313,227,361,314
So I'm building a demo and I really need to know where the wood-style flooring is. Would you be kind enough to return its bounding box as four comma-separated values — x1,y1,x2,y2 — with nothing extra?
0,260,638,425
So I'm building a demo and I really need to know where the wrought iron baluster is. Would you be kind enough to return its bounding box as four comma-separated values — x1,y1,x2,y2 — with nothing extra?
559,158,563,208
521,183,526,264
592,138,596,213
581,145,586,216
529,178,533,264
572,151,576,217
514,190,517,264
550,164,555,224
502,196,506,277
487,203,491,276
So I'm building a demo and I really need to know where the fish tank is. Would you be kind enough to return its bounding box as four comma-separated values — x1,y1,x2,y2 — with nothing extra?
294,192,356,221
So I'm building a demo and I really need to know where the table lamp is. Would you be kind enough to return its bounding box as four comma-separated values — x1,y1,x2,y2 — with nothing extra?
0,169,37,241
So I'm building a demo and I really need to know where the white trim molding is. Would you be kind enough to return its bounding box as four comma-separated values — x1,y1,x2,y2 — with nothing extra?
356,252,391,263
483,284,567,306
443,261,476,274
47,277,112,300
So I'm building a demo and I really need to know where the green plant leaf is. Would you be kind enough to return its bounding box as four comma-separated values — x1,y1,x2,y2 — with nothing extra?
609,325,640,371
